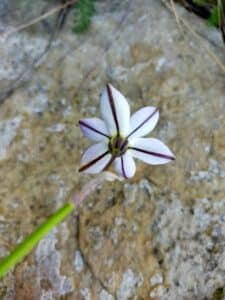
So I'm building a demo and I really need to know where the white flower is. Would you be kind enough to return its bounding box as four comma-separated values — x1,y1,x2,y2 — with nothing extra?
79,84,175,178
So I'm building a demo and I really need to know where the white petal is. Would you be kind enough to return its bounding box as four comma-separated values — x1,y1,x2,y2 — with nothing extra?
128,107,159,138
129,138,175,165
79,142,112,174
114,153,136,178
79,118,109,142
100,84,130,136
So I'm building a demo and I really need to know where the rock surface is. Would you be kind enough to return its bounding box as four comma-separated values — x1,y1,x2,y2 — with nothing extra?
0,0,225,299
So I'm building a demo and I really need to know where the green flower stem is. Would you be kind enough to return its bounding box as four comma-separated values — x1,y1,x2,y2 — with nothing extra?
0,202,75,279
0,172,120,280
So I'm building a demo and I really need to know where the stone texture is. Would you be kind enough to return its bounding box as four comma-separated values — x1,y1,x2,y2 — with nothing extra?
0,116,22,160
0,0,225,299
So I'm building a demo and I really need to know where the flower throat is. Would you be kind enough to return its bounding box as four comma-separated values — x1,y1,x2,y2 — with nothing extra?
108,135,128,157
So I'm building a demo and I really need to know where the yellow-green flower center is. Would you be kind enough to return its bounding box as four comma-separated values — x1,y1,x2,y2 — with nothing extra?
108,135,128,157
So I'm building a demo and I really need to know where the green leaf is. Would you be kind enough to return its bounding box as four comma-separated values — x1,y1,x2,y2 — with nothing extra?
73,0,96,33
208,6,221,26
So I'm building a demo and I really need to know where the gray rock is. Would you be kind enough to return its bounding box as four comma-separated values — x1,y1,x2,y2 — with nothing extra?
117,269,143,300
0,116,22,159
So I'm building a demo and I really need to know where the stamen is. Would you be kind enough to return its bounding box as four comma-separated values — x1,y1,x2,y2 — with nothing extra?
108,135,128,157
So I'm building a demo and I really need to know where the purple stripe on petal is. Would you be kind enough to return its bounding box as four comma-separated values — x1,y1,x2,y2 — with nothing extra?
130,147,175,161
79,151,110,172
127,108,159,138
79,120,110,139
114,153,136,178
103,155,116,171
121,156,128,179
106,84,120,134
100,84,130,136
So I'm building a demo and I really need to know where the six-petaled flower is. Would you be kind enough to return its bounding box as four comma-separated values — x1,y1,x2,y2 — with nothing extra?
79,84,175,178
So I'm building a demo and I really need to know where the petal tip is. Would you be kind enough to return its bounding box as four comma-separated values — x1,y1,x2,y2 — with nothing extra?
168,150,175,161
106,82,113,89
